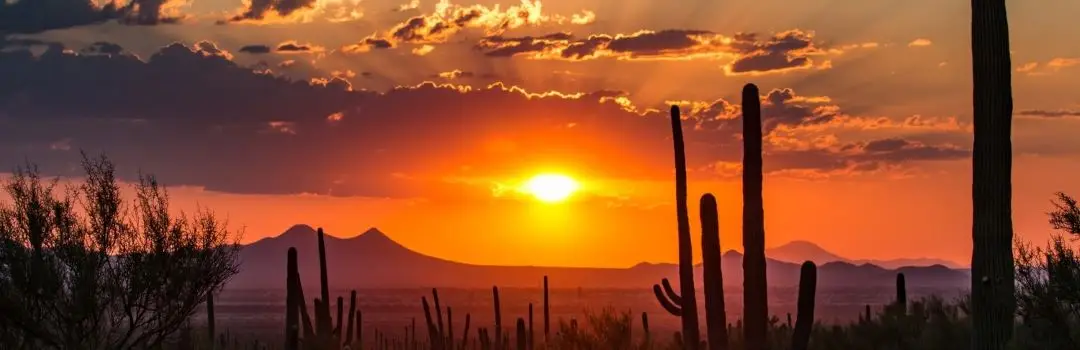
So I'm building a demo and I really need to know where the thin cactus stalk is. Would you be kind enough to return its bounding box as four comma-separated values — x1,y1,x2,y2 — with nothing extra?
791,261,816,350
346,291,357,345
970,0,1016,349
336,296,344,340
462,313,472,350
493,286,502,350
741,83,768,350
658,104,701,349
422,296,441,349
411,317,417,350
207,292,216,345
317,228,331,336
543,276,550,343
448,307,455,347
286,248,300,350
642,312,650,346
896,272,907,314
700,193,729,350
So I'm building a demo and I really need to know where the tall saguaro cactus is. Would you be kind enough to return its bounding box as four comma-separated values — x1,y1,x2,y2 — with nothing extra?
652,105,700,349
742,83,768,350
700,194,728,350
970,0,1016,349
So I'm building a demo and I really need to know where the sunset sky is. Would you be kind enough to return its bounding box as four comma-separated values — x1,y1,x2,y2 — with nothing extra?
1,0,1078,268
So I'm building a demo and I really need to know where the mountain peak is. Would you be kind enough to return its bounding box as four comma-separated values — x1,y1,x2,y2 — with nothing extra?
280,224,317,238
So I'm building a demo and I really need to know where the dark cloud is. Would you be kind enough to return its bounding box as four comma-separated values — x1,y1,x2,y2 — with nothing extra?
340,2,593,52
81,41,125,55
224,0,317,23
0,0,181,34
0,42,965,197
341,37,394,53
1017,109,1080,118
475,29,829,75
240,45,273,54
276,41,322,53
726,31,819,74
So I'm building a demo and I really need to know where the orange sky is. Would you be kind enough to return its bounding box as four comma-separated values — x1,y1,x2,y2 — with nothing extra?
139,154,1078,268
3,0,1080,268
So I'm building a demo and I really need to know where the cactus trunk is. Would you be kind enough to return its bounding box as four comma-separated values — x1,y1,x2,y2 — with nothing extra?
286,248,299,350
741,83,768,350
700,194,728,350
896,272,907,314
970,0,1017,349
791,262,816,350
346,290,357,345
493,286,502,350
669,105,700,349
543,276,550,343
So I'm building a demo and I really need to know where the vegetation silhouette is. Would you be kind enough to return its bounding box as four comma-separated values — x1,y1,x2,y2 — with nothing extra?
0,154,239,349
8,1,1080,349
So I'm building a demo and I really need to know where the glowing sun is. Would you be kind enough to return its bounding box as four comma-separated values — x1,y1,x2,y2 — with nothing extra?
523,174,579,203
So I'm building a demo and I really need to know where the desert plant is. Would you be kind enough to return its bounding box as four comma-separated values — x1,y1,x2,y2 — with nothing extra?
970,0,1017,348
651,105,700,349
791,262,816,350
0,154,240,349
741,83,768,350
700,194,729,350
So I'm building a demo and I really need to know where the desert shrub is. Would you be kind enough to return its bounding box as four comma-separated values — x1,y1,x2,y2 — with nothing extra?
0,155,240,349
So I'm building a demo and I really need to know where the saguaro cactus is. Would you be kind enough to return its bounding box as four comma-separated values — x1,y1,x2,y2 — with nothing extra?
516,318,527,350
741,83,768,350
543,276,550,343
286,248,300,350
493,286,503,350
700,194,729,350
652,105,700,349
896,272,907,314
791,262,816,350
970,0,1016,349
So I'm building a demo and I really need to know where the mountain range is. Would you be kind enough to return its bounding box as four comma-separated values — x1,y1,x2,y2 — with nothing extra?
226,225,970,290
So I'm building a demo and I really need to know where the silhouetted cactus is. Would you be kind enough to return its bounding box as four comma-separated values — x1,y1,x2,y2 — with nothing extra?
493,286,503,350
741,83,768,350
791,261,816,350
651,105,700,350
345,291,357,345
896,272,907,314
284,228,359,350
516,318,526,350
642,312,651,347
543,276,550,343
286,248,300,350
700,193,729,350
970,0,1016,349
528,303,534,350
462,312,472,350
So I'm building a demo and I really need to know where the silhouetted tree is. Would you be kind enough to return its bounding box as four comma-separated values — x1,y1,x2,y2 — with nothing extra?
1013,192,1080,349
0,154,240,349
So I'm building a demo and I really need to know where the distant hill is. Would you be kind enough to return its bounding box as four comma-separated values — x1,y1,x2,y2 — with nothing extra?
226,225,970,290
766,240,965,269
